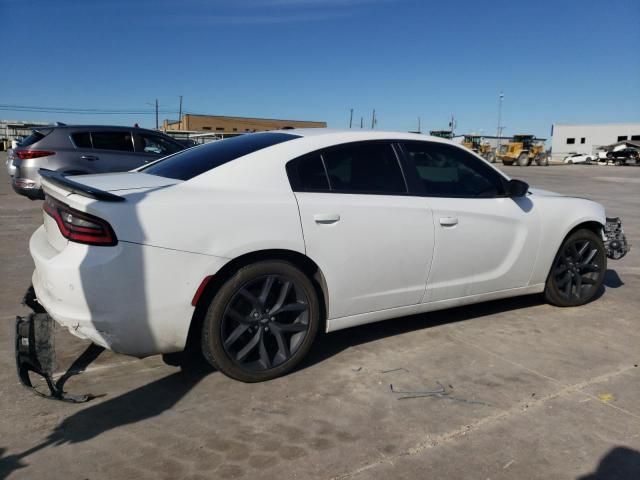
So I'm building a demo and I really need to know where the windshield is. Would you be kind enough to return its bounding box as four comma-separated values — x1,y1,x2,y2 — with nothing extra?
141,132,300,180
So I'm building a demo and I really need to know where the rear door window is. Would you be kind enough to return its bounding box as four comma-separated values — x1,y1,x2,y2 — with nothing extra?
91,131,134,152
71,132,92,148
321,142,406,194
286,153,330,191
143,132,299,180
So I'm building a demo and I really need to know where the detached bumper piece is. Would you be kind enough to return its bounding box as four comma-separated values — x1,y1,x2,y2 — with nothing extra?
604,217,629,260
16,286,103,403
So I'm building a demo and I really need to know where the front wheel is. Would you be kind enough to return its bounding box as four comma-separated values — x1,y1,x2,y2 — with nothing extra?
201,260,320,382
517,152,529,166
544,229,606,307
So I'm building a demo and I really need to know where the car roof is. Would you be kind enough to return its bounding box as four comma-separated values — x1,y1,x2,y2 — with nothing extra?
37,125,163,135
265,128,457,144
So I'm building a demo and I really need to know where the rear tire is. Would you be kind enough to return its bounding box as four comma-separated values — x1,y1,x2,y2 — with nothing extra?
487,152,496,163
544,229,606,307
201,260,320,382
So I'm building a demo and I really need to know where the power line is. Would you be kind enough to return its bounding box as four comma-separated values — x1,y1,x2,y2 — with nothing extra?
0,104,176,115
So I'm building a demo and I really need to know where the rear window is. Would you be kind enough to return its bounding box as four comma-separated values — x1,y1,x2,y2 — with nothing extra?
142,132,300,180
20,129,53,147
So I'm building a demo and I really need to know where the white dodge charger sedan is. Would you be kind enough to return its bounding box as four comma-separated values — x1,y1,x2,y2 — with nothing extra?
29,129,626,382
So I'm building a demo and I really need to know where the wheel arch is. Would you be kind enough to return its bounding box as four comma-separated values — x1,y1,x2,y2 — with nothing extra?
184,249,329,353
565,220,604,238
540,219,605,283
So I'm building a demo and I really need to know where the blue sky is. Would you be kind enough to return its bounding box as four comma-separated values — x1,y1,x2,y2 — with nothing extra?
1,0,638,138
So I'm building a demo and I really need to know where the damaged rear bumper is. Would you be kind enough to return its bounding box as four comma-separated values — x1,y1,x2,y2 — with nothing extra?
604,217,630,260
16,286,103,402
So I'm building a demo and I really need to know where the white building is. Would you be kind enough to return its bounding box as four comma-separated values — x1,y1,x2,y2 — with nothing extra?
551,123,640,160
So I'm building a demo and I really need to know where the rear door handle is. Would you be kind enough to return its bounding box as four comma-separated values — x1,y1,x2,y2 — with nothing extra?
314,213,340,224
439,216,458,227
81,155,98,161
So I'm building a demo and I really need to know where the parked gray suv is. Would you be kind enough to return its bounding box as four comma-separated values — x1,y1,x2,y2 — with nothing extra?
7,125,186,199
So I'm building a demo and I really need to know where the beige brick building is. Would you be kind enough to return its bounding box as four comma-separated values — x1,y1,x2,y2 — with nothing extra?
163,114,326,135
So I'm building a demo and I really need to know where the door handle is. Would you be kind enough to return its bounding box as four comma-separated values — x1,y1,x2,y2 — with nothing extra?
81,155,98,161
439,216,458,227
314,213,340,224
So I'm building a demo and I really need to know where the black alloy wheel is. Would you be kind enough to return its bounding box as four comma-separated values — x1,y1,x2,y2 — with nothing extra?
545,229,606,307
201,261,320,382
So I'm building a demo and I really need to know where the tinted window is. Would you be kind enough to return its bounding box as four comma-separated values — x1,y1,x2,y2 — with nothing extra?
321,142,406,194
287,153,330,191
135,133,183,155
402,141,505,197
91,131,134,151
71,132,92,148
143,132,299,181
20,129,52,147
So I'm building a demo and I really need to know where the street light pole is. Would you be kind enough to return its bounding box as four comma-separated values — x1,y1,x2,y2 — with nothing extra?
497,91,504,152
349,108,353,128
155,99,159,130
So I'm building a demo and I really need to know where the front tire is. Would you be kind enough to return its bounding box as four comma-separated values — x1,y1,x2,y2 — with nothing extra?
544,229,606,307
201,260,320,382
517,152,529,167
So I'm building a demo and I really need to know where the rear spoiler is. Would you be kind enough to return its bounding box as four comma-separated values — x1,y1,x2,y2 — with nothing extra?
39,169,125,202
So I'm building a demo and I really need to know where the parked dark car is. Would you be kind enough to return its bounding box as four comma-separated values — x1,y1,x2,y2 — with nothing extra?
7,125,186,199
606,148,639,165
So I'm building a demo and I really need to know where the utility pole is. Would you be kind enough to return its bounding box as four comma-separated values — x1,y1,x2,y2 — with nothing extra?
155,98,159,130
497,91,504,152
349,108,353,128
418,116,421,133
178,95,183,130
371,109,376,129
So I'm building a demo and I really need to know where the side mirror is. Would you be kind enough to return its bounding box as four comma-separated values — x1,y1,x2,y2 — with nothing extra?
507,179,529,197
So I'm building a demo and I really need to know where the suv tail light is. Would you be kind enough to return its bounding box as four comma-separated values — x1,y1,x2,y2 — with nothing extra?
43,196,117,246
15,150,55,160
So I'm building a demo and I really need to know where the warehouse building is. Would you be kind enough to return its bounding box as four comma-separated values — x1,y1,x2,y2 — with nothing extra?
163,113,326,137
0,120,51,150
551,123,640,160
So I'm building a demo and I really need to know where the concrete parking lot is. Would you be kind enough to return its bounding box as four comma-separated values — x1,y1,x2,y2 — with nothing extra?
1,152,639,480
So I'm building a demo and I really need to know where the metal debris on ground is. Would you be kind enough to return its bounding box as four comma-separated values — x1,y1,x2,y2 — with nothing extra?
389,381,490,406
380,367,410,374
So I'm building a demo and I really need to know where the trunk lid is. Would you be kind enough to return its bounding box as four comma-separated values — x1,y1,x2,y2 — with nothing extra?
65,171,181,194
40,172,182,251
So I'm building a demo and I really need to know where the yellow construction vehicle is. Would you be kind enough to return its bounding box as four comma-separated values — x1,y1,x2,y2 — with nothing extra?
497,134,548,166
461,134,496,163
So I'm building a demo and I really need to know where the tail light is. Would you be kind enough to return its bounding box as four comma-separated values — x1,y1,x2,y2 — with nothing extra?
43,196,117,246
15,150,55,160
